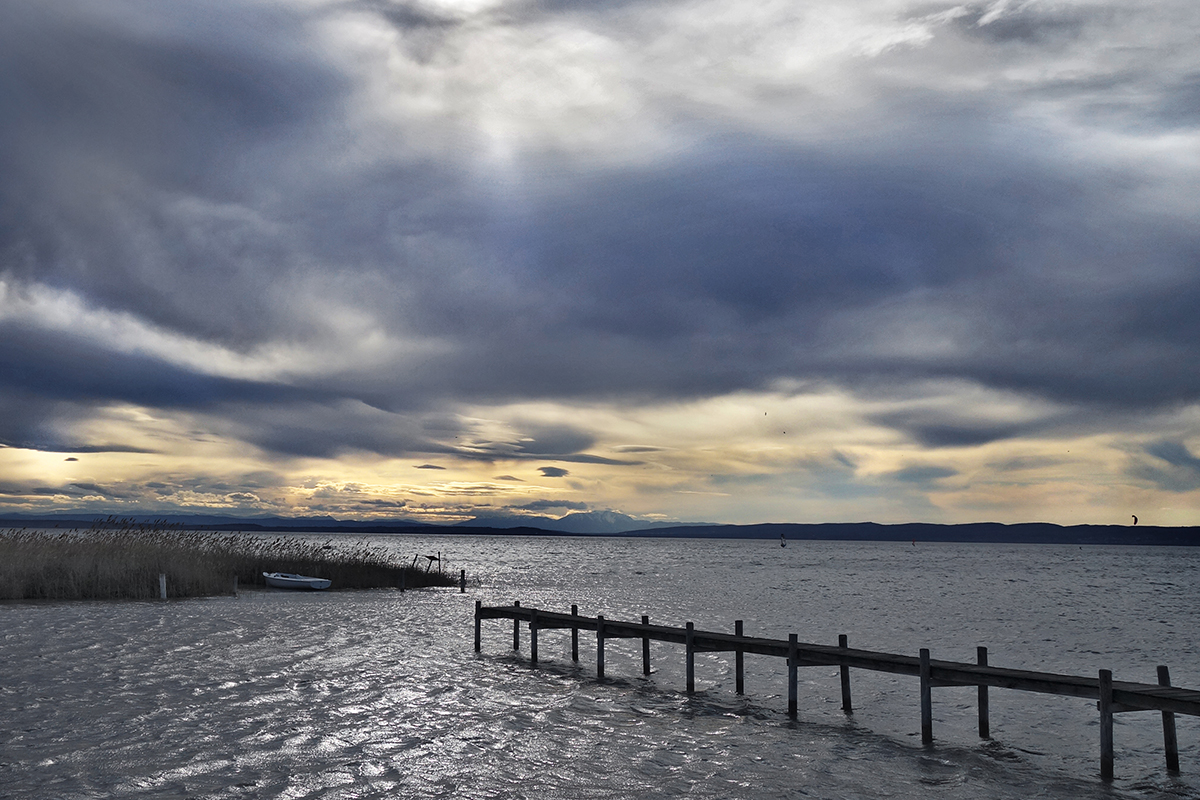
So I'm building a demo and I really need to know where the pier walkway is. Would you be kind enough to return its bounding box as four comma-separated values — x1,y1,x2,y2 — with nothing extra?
475,601,1199,781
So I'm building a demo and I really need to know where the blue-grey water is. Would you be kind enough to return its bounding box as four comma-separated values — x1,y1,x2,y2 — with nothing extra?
4,536,1199,799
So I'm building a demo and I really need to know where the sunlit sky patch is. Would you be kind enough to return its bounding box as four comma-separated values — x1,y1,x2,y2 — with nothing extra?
1,0,1198,527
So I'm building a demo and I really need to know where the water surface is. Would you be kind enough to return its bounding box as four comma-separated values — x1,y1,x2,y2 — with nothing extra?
4,536,1198,798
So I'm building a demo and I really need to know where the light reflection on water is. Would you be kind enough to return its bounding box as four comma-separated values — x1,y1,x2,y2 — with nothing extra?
3,537,1199,799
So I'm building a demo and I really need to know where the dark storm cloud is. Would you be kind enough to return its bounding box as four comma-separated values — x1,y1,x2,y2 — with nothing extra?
2,0,1199,464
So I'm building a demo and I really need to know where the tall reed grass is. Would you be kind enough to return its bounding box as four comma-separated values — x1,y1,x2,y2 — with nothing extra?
0,519,457,600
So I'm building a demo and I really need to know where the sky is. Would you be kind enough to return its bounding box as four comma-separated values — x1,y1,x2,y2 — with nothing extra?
1,0,1199,527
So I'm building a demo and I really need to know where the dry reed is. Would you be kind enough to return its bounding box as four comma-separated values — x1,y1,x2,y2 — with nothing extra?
0,519,457,600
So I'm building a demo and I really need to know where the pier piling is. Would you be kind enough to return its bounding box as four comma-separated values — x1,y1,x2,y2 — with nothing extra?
571,604,579,662
596,615,606,679
1159,665,1180,772
920,648,933,744
735,620,745,695
1099,669,1114,781
642,615,651,676
686,622,696,693
839,634,852,713
978,647,990,739
788,634,798,719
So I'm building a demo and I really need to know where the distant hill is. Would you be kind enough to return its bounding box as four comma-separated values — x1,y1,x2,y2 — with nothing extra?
1,514,1194,545
614,521,1200,547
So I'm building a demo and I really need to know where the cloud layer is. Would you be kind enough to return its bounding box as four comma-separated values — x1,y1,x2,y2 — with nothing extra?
2,0,1199,524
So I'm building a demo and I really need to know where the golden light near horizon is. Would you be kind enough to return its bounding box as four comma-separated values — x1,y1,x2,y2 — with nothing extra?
3,380,1198,526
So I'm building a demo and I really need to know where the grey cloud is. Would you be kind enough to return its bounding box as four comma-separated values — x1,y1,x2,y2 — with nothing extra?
1145,441,1200,473
1129,441,1200,493
538,467,569,478
952,3,1091,45
1,0,1199,469
889,466,958,484
516,499,589,511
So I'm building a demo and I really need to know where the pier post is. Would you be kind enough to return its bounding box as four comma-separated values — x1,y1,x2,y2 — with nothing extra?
839,634,852,713
1158,666,1179,772
1099,669,1114,781
460,569,466,593
788,634,798,719
474,601,482,651
530,608,539,665
513,601,520,651
571,604,579,662
978,647,990,738
596,615,606,679
159,573,167,600
920,648,933,744
686,622,696,693
642,615,651,676
735,621,744,695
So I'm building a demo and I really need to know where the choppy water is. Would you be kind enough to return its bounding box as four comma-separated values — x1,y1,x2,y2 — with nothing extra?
3,536,1199,799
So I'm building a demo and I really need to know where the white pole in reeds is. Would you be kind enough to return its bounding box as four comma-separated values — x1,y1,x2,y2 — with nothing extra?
158,573,167,600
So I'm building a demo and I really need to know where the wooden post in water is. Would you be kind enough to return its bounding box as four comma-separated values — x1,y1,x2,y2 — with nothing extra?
512,601,521,651
530,608,539,665
596,615,606,679
735,620,744,695
474,600,482,652
1099,669,1114,781
839,634,852,713
571,604,579,662
920,648,933,744
233,575,238,596
685,622,696,693
787,634,798,719
642,615,651,676
977,647,990,739
1158,665,1179,772
159,573,167,600
460,569,466,593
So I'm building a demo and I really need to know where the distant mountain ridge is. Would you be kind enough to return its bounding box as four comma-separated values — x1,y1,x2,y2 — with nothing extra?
455,510,698,534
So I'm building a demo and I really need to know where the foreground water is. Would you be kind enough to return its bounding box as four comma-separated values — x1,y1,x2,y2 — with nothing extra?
4,536,1199,799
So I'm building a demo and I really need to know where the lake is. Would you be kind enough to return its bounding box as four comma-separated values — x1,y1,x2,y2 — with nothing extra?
4,535,1198,798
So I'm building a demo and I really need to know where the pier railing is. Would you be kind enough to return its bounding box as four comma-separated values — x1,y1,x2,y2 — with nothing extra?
475,601,1198,781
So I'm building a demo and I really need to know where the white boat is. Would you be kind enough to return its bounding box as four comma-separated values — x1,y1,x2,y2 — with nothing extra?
262,572,331,590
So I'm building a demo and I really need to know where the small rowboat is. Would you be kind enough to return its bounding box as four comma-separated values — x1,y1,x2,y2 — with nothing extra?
263,572,331,590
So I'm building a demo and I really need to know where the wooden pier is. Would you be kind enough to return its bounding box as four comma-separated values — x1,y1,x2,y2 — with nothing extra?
475,601,1199,781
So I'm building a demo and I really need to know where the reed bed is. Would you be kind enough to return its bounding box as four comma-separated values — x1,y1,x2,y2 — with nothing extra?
0,520,458,600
